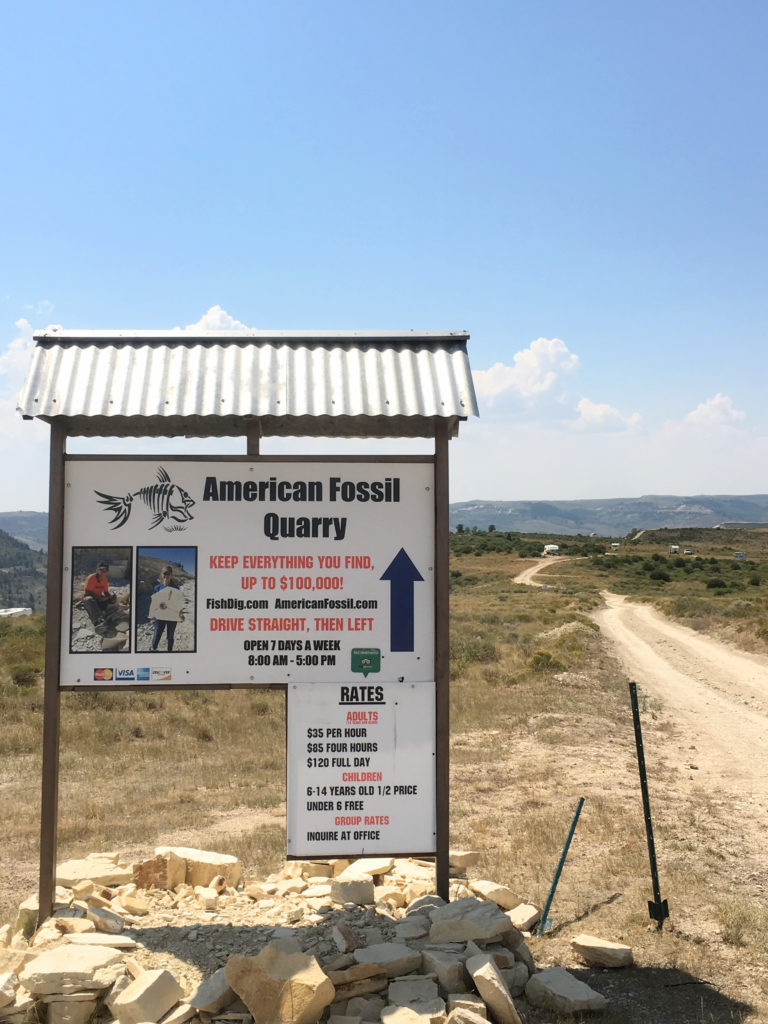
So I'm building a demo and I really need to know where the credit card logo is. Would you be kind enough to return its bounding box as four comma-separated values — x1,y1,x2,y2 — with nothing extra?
93,668,113,681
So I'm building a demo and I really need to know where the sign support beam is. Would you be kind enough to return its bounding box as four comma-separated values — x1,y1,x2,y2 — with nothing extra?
434,421,450,899
246,419,261,456
38,422,67,925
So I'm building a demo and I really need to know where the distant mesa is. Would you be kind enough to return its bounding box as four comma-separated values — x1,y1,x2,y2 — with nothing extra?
4,496,768,548
448,494,768,536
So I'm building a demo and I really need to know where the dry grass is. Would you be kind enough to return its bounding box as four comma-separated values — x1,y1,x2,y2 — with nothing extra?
2,539,768,1021
0,674,286,924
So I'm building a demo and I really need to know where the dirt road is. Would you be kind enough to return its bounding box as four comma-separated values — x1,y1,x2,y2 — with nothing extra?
513,559,559,585
594,592,768,794
517,560,768,784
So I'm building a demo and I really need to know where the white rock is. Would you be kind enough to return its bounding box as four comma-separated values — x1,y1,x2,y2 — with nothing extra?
85,906,125,934
468,880,521,911
111,968,185,1024
46,995,99,1024
352,942,422,977
332,875,375,907
346,858,394,877
18,944,124,995
375,885,407,908
0,972,17,1009
504,904,540,932
465,954,522,1024
185,967,235,1012
346,994,387,1020
499,962,528,997
525,966,608,1014
155,846,242,888
394,917,430,941
332,923,360,953
380,1005,443,1023
194,886,219,911
570,933,634,968
403,881,434,904
445,1008,488,1023
429,898,513,944
446,992,487,1017
157,1004,197,1024
56,854,133,888
66,935,136,949
448,852,480,870
387,976,439,1006
421,950,467,995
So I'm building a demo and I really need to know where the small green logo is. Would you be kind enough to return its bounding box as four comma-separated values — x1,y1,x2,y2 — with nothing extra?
351,648,381,677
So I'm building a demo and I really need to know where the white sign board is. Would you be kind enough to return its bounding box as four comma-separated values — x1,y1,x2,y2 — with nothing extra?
60,459,434,687
286,681,436,857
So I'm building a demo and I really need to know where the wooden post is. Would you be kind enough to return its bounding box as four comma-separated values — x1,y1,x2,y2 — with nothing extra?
434,420,450,899
246,418,261,456
38,422,67,925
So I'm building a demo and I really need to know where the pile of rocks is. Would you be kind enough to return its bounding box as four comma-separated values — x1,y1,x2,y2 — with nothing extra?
0,847,631,1023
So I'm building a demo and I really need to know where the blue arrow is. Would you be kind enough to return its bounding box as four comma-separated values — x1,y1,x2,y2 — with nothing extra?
380,548,424,652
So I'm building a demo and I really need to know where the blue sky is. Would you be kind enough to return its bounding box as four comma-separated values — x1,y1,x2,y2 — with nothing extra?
138,547,197,576
2,0,767,507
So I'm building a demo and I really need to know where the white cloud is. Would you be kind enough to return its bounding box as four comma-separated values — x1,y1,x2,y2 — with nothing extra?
22,299,54,317
574,396,640,431
177,305,251,332
0,318,34,379
472,337,579,405
684,393,745,428
450,414,768,502
0,319,48,502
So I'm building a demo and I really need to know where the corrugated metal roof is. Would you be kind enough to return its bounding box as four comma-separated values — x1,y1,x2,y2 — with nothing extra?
18,330,478,439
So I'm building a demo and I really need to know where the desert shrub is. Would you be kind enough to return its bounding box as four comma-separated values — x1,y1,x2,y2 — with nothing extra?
666,595,708,617
722,600,754,618
749,576,761,586
649,570,671,582
250,698,272,716
9,663,38,687
528,650,566,674
450,634,499,673
706,577,727,589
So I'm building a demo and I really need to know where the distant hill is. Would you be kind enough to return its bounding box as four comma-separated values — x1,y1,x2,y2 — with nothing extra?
0,527,47,612
5,494,768,550
449,494,768,536
0,511,48,551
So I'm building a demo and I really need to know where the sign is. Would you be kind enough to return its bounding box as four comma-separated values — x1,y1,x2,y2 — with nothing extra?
60,459,434,687
286,681,436,857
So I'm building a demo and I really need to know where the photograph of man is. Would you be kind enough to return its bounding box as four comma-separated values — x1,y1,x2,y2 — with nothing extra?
150,565,185,651
82,561,115,633
70,548,132,653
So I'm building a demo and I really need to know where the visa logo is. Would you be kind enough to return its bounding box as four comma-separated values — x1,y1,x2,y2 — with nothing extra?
115,669,135,681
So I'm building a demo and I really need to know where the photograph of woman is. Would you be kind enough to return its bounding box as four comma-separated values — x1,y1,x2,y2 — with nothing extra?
135,547,196,653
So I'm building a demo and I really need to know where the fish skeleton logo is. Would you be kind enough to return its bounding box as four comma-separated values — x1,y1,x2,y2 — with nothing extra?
95,467,195,532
